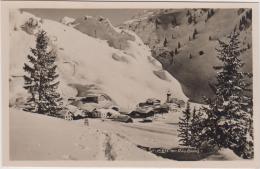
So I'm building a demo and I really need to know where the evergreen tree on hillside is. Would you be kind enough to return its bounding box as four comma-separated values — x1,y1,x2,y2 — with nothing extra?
190,107,204,148
175,48,178,55
178,102,192,146
172,16,177,26
188,15,193,24
193,15,197,24
202,30,253,158
178,42,181,48
189,53,193,59
170,50,174,57
210,9,215,17
155,18,160,29
23,30,62,115
186,9,190,16
207,11,211,20
193,28,198,39
163,37,168,47
206,9,215,21
246,9,252,20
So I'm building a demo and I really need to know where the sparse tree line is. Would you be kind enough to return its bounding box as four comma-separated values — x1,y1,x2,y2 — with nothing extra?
205,9,215,22
186,9,215,25
186,10,197,25
178,29,253,159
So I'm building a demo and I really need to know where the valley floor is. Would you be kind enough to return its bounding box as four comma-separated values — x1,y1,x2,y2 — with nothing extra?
9,108,241,161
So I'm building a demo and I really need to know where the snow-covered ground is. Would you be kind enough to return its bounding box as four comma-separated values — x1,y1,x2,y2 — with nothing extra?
10,108,242,161
10,108,163,161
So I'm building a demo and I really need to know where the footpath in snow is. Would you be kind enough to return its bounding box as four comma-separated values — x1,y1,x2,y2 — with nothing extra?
9,108,162,161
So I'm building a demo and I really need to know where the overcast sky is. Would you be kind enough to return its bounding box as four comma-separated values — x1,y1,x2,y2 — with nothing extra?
23,9,145,26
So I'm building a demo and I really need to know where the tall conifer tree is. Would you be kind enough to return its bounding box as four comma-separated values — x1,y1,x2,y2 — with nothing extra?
23,30,62,115
202,29,253,158
178,102,192,146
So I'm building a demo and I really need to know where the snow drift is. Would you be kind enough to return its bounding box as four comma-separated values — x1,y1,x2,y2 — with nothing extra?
10,108,162,160
9,10,187,110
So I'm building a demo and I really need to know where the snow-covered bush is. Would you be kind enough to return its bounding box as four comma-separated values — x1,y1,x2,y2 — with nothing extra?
20,17,39,34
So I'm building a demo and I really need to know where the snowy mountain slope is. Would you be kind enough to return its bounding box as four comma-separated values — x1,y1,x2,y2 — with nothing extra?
66,15,136,50
9,10,188,110
121,9,252,103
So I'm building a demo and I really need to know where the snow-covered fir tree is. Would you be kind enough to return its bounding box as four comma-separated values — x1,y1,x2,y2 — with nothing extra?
202,29,253,158
190,107,204,148
178,101,192,147
23,30,62,116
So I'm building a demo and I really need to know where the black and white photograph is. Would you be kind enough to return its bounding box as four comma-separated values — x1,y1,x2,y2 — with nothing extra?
1,1,259,167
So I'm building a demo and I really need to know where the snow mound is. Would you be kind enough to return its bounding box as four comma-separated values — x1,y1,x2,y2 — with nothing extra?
10,108,161,160
61,16,75,26
204,148,243,161
9,10,188,110
218,149,243,160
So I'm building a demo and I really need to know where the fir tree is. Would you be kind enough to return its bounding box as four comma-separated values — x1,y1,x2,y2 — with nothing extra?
189,53,193,59
188,15,193,24
193,28,198,39
186,9,190,16
246,9,252,20
170,50,174,57
193,15,197,24
94,29,97,38
207,10,211,20
239,19,242,31
155,18,159,29
23,30,62,116
202,30,253,158
175,48,178,55
178,102,192,146
190,107,197,147
190,107,204,148
178,42,181,49
210,9,215,16
172,16,177,25
247,43,251,49
163,37,168,47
